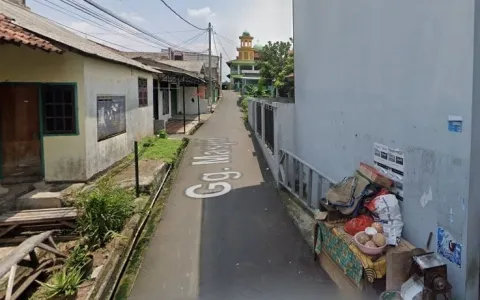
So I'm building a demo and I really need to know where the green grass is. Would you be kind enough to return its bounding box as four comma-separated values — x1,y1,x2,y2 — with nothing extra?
126,137,183,164
141,138,183,163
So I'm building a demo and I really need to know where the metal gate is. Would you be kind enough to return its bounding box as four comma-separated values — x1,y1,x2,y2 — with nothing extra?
264,104,274,152
256,102,262,136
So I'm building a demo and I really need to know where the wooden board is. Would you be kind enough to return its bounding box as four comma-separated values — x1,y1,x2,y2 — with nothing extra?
0,231,52,278
0,235,77,245
386,251,413,291
0,208,78,225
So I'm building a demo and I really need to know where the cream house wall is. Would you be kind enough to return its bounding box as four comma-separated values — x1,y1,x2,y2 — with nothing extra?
0,45,87,181
83,56,154,179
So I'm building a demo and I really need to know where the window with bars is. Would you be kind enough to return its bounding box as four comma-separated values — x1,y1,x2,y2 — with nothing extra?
138,78,148,107
42,84,77,135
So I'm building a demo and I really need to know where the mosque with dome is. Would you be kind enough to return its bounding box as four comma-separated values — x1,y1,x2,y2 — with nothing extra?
226,31,263,92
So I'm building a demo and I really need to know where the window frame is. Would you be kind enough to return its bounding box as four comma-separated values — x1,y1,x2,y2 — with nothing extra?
97,95,126,141
138,77,148,107
41,83,78,136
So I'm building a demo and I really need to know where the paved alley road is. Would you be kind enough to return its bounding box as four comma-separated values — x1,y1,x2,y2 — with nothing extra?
129,91,338,300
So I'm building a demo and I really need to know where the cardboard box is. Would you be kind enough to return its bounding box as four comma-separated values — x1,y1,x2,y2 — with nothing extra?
359,163,393,188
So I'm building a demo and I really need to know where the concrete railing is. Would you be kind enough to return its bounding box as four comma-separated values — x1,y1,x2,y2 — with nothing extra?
247,98,295,183
248,97,335,211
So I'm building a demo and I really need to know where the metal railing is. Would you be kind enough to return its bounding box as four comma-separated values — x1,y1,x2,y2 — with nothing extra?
256,102,262,136
278,149,335,211
264,104,274,152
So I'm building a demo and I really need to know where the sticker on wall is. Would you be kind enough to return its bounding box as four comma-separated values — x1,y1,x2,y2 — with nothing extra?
373,143,404,197
437,226,462,267
448,116,463,133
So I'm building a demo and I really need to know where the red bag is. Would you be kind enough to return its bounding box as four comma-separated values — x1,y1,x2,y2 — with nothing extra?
364,188,390,212
344,215,374,236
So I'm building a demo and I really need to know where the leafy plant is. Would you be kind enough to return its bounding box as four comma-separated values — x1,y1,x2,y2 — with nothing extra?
65,245,91,272
158,129,168,139
76,182,134,248
256,38,294,89
38,268,84,299
244,84,270,98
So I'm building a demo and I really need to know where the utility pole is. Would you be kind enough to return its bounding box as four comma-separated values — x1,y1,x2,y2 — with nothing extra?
219,53,222,96
208,22,213,113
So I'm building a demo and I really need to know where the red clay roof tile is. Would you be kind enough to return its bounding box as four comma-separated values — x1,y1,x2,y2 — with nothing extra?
0,13,62,53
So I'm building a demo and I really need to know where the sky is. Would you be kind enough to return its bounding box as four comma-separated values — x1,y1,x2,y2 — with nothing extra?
27,0,293,81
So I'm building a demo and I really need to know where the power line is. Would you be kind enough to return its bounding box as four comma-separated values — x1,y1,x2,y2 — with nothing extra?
212,29,219,56
156,0,207,31
214,32,232,61
57,0,172,49
36,0,208,53
83,0,204,51
117,0,197,45
177,30,207,49
84,29,200,35
53,20,139,51
214,32,237,46
33,0,165,50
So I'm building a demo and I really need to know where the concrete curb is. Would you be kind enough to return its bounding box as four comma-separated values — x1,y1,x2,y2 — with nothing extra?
85,163,168,300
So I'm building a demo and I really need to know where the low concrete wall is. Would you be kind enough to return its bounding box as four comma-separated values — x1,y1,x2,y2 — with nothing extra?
248,98,295,183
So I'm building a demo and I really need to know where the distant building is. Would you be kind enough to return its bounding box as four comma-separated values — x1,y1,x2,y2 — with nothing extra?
161,49,220,101
226,31,262,93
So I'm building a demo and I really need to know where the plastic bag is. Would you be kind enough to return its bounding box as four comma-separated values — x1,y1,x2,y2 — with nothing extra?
344,215,374,236
364,194,404,246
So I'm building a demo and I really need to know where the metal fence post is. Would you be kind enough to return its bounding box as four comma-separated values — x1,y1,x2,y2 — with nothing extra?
134,141,140,197
261,101,266,143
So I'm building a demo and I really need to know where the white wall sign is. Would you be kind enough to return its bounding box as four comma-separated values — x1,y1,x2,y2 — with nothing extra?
374,142,405,197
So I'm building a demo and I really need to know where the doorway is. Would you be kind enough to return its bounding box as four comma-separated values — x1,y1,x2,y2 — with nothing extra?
171,84,178,114
153,79,159,120
0,84,42,181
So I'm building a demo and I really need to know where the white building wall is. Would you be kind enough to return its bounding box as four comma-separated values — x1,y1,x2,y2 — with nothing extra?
83,57,154,179
293,0,477,298
176,86,209,115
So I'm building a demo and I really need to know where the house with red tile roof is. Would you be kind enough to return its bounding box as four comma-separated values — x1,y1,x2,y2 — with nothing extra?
0,0,161,183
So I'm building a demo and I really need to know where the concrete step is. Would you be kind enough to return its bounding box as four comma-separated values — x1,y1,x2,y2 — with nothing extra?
16,190,62,210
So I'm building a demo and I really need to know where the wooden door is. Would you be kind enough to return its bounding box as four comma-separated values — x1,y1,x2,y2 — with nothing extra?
0,85,41,179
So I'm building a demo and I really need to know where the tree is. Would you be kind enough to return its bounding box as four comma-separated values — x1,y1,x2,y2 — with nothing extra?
257,39,293,90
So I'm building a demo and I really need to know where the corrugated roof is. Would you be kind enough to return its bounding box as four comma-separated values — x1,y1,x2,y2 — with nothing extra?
0,0,159,73
122,52,169,61
129,56,205,83
0,13,62,53
159,60,204,75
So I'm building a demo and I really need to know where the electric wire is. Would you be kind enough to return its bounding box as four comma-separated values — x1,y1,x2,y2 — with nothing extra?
176,30,207,49
52,20,139,51
59,0,174,49
214,31,237,46
214,31,232,61
83,0,206,51
212,28,219,56
156,0,207,31
33,0,165,50
117,0,194,44
33,0,210,53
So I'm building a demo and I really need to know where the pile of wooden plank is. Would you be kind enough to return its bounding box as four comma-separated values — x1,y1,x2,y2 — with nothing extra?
0,207,78,244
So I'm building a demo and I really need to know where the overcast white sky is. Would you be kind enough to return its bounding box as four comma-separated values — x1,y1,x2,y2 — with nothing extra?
28,0,293,80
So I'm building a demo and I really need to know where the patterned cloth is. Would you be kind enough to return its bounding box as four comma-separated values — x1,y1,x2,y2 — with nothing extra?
314,221,388,287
